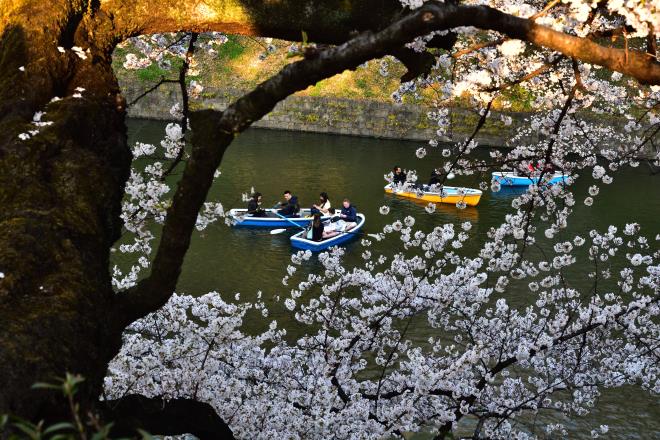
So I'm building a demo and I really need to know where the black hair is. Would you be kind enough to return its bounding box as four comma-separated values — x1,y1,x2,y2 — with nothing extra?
393,166,400,172
283,190,291,195
312,212,322,227
319,192,328,203
252,192,262,200
328,207,336,215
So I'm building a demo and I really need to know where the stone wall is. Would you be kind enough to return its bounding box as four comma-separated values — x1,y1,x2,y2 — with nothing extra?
123,82,656,157
123,82,538,146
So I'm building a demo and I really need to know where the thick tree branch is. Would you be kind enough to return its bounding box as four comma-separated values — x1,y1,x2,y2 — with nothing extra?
98,1,660,85
101,395,234,439
98,0,404,45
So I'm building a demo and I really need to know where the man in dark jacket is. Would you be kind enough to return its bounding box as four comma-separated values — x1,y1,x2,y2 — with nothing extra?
277,190,300,217
339,198,357,223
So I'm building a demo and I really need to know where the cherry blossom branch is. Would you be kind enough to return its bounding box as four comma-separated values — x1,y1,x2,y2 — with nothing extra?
483,56,564,93
433,295,660,438
161,33,198,179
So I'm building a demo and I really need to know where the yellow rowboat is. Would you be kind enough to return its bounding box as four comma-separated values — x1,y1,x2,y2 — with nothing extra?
384,183,483,207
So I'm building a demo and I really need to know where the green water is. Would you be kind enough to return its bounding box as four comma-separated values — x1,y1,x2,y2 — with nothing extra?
125,119,660,439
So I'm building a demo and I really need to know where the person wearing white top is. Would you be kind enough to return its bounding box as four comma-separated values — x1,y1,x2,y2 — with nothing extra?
312,192,331,215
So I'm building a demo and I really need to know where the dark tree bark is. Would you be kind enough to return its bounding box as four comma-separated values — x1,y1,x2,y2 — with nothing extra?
0,0,130,421
101,395,234,439
1,0,659,437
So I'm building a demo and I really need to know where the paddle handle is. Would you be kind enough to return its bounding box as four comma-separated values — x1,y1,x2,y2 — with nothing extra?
273,211,305,230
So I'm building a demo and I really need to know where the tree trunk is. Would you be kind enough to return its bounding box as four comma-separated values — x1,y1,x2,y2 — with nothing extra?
0,1,130,421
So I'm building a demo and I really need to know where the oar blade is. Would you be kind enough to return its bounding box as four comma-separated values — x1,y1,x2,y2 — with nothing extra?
270,228,288,235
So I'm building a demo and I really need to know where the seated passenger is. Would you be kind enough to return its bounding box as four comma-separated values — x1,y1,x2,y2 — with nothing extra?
339,198,357,223
311,213,324,242
312,192,331,215
277,190,300,217
246,192,267,217
428,169,442,186
392,166,407,185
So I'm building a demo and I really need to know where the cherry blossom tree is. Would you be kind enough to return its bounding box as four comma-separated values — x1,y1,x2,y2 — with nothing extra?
1,0,658,438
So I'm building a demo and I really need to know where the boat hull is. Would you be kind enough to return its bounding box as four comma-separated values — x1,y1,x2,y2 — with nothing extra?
491,172,568,187
290,214,366,251
384,184,482,207
229,208,330,228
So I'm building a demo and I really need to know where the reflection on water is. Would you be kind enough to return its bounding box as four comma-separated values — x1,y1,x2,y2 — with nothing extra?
385,194,481,221
489,186,530,198
121,119,660,439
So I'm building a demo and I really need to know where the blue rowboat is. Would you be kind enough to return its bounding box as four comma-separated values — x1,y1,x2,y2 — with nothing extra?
290,214,366,252
229,208,330,228
491,171,568,187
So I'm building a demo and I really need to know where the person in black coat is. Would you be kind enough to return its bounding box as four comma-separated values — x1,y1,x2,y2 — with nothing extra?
247,192,267,217
428,169,442,186
392,166,407,185
277,190,300,217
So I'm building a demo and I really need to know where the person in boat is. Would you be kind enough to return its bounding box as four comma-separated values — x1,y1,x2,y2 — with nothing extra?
428,169,442,187
246,192,267,217
338,198,358,223
324,200,357,236
311,192,331,215
311,213,324,241
392,166,407,186
277,190,300,217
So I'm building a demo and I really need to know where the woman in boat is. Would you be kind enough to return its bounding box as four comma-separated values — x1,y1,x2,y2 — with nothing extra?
246,192,267,217
312,192,331,215
311,213,324,241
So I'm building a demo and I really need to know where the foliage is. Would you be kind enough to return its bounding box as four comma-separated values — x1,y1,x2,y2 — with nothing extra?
216,35,246,60
0,375,130,440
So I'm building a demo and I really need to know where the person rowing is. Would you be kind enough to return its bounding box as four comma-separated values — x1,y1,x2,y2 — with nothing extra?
276,190,300,217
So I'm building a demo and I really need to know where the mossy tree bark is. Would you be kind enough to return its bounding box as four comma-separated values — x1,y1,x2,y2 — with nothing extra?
1,0,659,437
0,0,130,421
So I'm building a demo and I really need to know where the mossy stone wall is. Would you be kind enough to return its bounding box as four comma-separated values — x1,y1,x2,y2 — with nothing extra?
123,81,652,154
